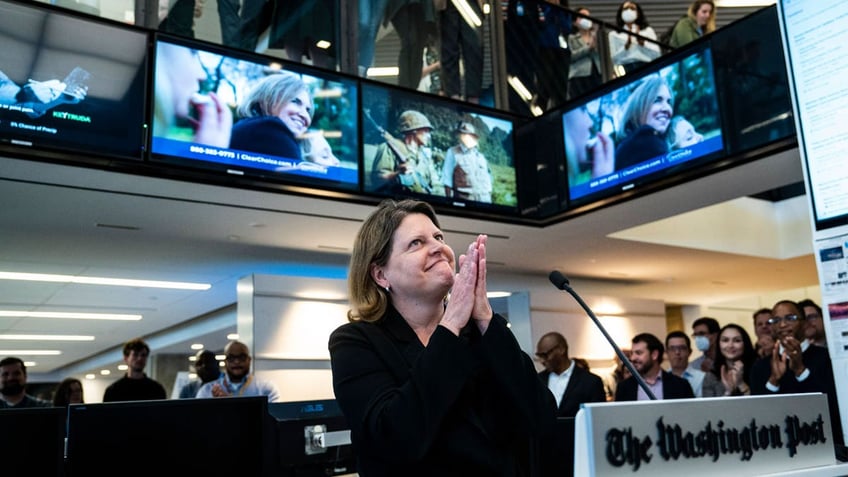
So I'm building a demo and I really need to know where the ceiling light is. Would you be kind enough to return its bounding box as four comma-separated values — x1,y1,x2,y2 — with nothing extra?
190,343,204,350
367,66,399,77
100,369,111,375
715,0,775,6
507,75,532,102
452,0,482,27
315,40,331,49
0,311,142,320
24,361,36,367
117,364,128,371
226,333,239,340
0,271,211,290
487,291,512,298
0,334,94,341
0,350,61,355
85,374,96,379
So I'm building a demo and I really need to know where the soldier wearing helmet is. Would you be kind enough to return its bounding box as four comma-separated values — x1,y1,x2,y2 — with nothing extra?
370,110,443,195
441,120,492,202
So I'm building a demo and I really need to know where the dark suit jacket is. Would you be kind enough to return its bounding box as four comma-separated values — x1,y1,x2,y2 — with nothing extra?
614,370,694,401
750,344,844,446
328,306,557,477
538,365,607,418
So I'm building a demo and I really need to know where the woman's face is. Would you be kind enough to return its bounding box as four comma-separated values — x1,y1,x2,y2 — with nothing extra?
68,382,83,404
375,213,456,302
643,84,673,134
277,90,313,136
719,328,744,361
696,3,712,27
672,118,703,148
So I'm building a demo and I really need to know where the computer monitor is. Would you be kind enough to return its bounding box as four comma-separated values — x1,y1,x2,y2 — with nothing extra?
66,397,271,476
0,406,66,476
360,81,519,216
0,0,148,161
149,34,360,193
268,399,356,477
561,45,725,208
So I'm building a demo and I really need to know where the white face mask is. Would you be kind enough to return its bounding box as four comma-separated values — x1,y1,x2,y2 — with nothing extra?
694,335,710,352
577,18,592,30
621,9,638,24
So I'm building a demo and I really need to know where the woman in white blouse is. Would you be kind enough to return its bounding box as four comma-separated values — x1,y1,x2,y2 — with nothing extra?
608,1,661,76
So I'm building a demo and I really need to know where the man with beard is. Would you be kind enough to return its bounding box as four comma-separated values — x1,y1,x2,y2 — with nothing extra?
615,333,694,401
0,357,51,407
178,349,223,399
751,300,844,449
103,338,167,402
196,340,280,402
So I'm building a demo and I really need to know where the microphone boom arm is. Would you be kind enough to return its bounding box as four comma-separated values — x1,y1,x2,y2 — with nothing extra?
549,271,657,400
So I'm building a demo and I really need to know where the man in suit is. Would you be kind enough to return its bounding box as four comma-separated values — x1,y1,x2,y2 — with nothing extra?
615,332,694,401
535,332,606,417
751,300,844,449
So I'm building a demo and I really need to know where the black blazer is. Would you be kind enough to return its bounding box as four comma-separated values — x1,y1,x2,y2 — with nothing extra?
750,344,844,446
614,370,694,401
328,306,557,477
538,365,607,418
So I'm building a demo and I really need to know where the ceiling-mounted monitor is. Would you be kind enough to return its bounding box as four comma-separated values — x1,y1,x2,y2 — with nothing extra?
777,0,848,232
149,34,359,192
0,0,148,161
562,45,725,208
360,82,518,216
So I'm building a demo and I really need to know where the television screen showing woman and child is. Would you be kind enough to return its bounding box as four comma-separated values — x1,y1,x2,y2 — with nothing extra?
360,83,518,212
562,47,724,203
0,0,148,160
150,36,359,191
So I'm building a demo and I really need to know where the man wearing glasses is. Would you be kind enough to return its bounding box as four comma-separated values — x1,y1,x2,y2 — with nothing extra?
750,300,843,450
535,332,606,418
196,340,280,402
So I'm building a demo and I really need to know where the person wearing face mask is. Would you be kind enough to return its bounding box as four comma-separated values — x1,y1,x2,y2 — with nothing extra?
608,1,661,76
669,0,716,49
689,316,720,375
567,7,602,100
614,74,674,170
230,71,313,162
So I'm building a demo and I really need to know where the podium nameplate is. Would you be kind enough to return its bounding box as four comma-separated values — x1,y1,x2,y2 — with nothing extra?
574,393,836,476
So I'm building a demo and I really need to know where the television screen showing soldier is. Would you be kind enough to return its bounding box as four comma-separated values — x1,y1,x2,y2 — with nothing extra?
360,83,518,212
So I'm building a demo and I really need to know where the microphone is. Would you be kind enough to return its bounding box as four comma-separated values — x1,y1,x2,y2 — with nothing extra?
548,271,657,400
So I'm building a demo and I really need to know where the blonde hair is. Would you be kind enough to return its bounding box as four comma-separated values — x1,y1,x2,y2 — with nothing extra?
348,199,440,323
688,0,716,34
237,71,309,119
619,75,674,138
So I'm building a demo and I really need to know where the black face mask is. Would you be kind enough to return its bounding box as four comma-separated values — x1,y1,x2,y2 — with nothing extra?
0,382,24,396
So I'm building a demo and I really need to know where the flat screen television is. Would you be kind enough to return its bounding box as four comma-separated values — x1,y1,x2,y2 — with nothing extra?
0,406,66,476
150,35,359,192
360,82,518,214
778,0,848,232
66,397,272,475
0,0,148,161
562,45,725,207
268,399,356,477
